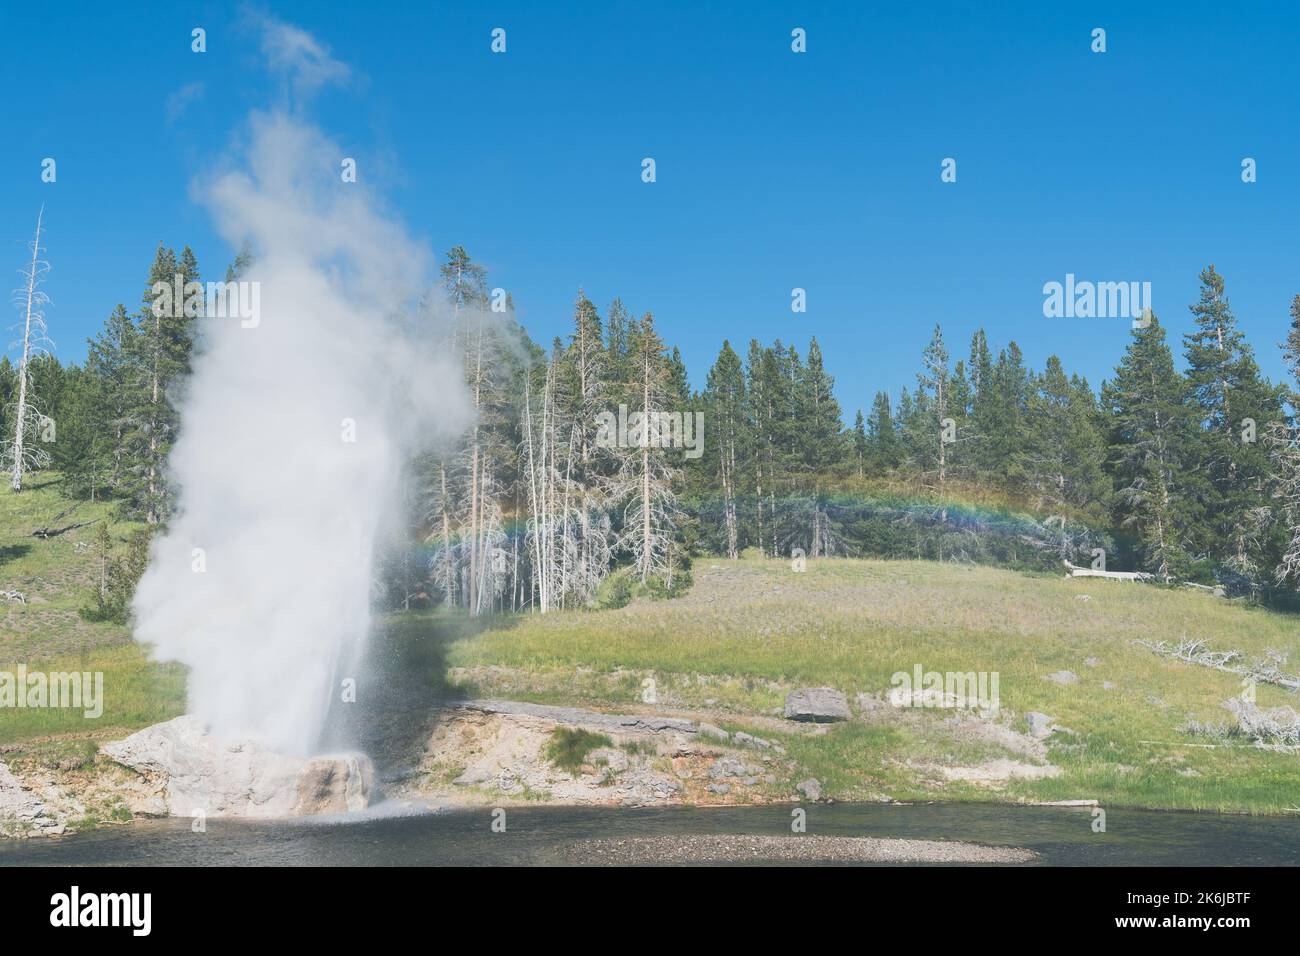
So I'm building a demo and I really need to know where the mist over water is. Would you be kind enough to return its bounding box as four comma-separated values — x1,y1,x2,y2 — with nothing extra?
132,105,468,756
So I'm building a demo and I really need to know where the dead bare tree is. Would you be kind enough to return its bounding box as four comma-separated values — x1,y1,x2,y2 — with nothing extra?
1267,418,1300,586
5,207,53,491
522,363,557,612
463,449,507,615
425,458,458,607
1136,637,1300,690
31,504,94,539
519,344,613,613
569,291,613,604
605,313,683,584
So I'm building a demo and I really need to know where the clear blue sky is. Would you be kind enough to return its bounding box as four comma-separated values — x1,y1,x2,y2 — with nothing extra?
2,1,1297,419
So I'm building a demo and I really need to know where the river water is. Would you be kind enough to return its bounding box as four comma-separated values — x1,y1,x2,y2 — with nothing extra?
2,802,1297,866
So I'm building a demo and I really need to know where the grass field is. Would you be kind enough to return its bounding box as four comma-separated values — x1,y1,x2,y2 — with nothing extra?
0,477,186,747
5,475,1300,815
431,557,1300,814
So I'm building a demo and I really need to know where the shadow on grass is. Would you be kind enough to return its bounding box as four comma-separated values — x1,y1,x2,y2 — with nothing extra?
319,608,522,773
0,543,32,566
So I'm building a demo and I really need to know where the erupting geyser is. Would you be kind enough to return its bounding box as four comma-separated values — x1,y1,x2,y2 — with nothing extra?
131,106,468,758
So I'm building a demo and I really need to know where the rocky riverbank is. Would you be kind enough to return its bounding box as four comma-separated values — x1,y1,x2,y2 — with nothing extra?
553,834,1037,865
0,677,1083,838
390,697,809,808
0,759,70,837
0,716,377,837
1,690,864,835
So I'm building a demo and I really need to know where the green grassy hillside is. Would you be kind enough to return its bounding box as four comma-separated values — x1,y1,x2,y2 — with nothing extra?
0,477,184,746
435,558,1300,813
6,474,1300,815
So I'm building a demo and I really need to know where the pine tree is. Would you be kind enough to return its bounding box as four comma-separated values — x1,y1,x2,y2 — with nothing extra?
1103,314,1194,580
1183,266,1283,575
50,365,112,500
752,343,790,555
86,305,139,493
743,340,769,554
79,526,152,624
605,298,631,374
798,337,844,554
851,409,867,478
124,243,198,523
894,388,915,462
916,324,952,491
797,338,844,474
946,359,973,478
1024,356,1109,555
703,341,745,558
988,342,1031,490
1281,294,1300,390
667,347,690,407
867,390,900,472
0,358,13,448
441,245,487,314
897,384,930,476
967,328,995,473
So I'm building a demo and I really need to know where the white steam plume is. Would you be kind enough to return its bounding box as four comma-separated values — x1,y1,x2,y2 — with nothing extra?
132,90,468,754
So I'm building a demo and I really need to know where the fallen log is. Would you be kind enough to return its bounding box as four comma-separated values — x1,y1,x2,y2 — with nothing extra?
31,506,96,540
1135,637,1300,690
1063,561,1153,582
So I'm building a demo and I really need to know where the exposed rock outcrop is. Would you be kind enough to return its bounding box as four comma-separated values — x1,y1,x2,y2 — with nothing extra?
0,760,63,836
424,706,695,806
783,687,850,722
403,700,794,808
100,715,374,819
460,699,700,735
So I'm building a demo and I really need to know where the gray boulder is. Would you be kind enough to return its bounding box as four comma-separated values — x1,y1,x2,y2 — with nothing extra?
784,687,850,722
101,715,374,819
697,722,729,742
708,756,762,780
796,778,823,801
1025,712,1056,740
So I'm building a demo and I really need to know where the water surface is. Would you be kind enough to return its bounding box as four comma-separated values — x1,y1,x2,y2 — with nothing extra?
2,802,1297,866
